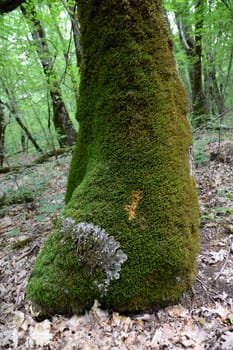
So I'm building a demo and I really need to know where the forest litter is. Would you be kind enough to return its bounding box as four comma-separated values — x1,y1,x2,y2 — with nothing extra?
1,143,233,349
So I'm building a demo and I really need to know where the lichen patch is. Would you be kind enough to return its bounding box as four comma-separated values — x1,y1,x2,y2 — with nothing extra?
124,190,143,221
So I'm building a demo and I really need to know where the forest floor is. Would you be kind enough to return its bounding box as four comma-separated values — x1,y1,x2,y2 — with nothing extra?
1,141,233,349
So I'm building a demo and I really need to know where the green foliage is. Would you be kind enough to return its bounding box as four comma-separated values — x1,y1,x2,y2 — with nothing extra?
0,1,79,156
164,0,233,122
39,202,63,214
212,207,233,215
35,214,46,222
164,0,185,12
7,228,21,237
0,186,34,207
229,315,233,325
39,195,64,213
35,194,64,221
192,136,210,166
0,206,6,217
190,114,212,129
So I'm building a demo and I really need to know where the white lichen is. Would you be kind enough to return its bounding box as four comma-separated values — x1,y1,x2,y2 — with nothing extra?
61,218,127,295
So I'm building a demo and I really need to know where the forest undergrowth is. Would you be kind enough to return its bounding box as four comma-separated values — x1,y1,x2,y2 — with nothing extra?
0,141,233,349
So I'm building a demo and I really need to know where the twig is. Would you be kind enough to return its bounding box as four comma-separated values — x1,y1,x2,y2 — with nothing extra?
216,325,233,336
214,238,232,281
196,276,217,302
193,106,233,133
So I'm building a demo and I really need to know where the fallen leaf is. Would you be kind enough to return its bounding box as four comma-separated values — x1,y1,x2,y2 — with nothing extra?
112,312,131,331
167,304,189,318
29,319,53,346
13,311,25,328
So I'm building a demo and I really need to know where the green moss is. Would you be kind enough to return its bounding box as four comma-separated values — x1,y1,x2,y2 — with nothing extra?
27,0,200,315
27,229,101,314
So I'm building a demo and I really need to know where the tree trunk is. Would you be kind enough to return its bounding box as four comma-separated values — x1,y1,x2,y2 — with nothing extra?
0,102,6,166
2,83,43,153
27,0,200,315
176,0,207,125
21,2,77,147
192,0,206,122
0,0,25,13
66,0,82,67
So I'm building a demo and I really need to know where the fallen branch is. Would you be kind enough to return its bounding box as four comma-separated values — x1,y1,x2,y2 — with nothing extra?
32,147,72,164
0,165,23,173
0,147,72,173
193,106,233,133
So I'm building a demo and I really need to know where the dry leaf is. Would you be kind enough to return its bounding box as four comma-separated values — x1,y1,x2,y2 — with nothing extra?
13,311,25,328
112,312,131,331
167,304,189,318
151,328,164,347
29,319,53,346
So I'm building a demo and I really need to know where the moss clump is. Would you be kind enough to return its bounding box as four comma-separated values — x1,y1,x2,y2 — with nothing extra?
27,228,98,315
27,0,200,315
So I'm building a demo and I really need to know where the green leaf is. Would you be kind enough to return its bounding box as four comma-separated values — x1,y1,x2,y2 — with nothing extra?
214,207,233,215
7,229,21,237
36,214,46,222
226,225,233,233
200,215,214,220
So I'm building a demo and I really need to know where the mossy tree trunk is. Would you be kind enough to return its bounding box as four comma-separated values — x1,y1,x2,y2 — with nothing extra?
27,0,200,315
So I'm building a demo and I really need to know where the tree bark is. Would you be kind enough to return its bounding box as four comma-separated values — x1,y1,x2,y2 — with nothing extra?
192,0,206,120
27,0,200,315
0,102,6,166
0,0,24,13
2,84,43,153
66,0,82,67
21,2,77,147
176,0,207,125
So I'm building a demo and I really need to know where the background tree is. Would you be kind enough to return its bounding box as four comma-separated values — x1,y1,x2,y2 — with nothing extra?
21,0,76,147
63,0,82,67
1,81,43,153
168,0,207,125
0,100,6,166
165,0,233,126
26,0,200,315
0,0,79,155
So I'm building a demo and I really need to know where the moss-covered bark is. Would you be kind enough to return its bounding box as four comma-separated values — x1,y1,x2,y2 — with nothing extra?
27,0,200,314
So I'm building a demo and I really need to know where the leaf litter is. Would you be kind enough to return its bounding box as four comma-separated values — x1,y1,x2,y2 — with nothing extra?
1,144,233,349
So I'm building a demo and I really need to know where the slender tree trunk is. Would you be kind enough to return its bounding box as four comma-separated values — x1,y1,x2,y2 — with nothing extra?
48,3,80,102
14,111,42,153
207,57,225,114
192,0,206,121
2,83,43,153
27,0,200,315
0,102,6,166
176,1,207,125
21,2,76,147
66,0,82,67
